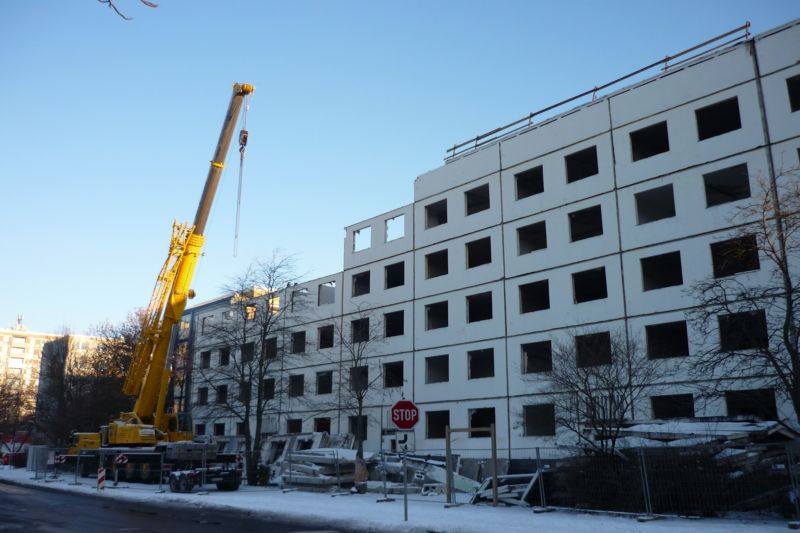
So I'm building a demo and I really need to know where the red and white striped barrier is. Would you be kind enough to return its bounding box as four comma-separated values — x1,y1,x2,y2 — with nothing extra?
97,466,106,490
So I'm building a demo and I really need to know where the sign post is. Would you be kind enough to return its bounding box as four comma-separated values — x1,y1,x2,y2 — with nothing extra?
390,400,419,523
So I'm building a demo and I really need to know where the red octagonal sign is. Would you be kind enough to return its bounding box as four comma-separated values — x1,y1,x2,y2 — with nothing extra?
391,400,419,430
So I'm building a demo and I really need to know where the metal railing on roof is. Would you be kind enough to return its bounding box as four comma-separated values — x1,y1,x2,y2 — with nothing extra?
444,22,751,162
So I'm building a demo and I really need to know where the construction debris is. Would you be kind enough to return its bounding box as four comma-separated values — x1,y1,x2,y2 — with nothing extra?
470,472,540,507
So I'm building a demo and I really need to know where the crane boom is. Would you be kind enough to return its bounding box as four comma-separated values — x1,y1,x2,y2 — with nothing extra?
109,83,254,446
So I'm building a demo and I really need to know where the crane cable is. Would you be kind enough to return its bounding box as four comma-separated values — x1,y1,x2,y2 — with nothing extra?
233,93,251,257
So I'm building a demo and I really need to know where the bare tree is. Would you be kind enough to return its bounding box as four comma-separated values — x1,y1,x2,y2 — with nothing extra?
544,329,661,454
334,308,386,462
98,0,158,20
35,314,140,446
193,254,302,485
689,163,800,423
0,376,37,451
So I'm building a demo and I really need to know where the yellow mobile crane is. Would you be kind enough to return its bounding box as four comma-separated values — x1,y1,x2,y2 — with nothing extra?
71,83,253,492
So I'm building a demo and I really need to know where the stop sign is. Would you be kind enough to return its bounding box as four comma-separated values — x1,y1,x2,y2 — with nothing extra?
391,400,419,430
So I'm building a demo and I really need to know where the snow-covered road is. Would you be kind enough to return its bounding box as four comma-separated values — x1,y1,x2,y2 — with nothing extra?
0,467,786,532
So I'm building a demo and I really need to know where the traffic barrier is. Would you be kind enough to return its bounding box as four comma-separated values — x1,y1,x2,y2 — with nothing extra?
97,466,106,490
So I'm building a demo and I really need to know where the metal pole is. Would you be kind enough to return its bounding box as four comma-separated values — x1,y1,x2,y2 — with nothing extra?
157,451,164,493
72,454,80,485
638,448,653,515
335,450,341,491
788,443,800,520
445,425,452,504
536,447,547,508
490,424,498,507
403,451,408,522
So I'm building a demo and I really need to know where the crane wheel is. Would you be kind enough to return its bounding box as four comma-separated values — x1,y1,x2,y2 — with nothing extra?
179,474,192,493
169,474,180,492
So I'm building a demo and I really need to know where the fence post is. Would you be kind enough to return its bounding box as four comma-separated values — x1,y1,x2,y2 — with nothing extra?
445,425,452,504
536,447,547,508
637,448,653,516
786,442,800,520
71,453,80,485
159,451,164,492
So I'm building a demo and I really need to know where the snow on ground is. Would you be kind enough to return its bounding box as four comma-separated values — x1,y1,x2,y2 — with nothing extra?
0,466,787,532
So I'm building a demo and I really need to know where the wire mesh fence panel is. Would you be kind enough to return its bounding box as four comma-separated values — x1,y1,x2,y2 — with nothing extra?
536,447,647,513
642,443,795,517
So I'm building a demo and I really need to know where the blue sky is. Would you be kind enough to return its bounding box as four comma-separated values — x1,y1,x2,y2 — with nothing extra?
1,1,797,334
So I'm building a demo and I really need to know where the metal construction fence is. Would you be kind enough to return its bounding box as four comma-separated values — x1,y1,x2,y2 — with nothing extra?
381,441,800,518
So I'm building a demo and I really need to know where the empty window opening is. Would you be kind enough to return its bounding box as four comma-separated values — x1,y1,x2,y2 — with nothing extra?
196,387,208,405
524,404,556,436
201,316,213,335
245,305,257,321
575,332,612,367
291,331,306,354
515,165,544,200
565,145,599,183
519,280,550,314
704,163,751,207
572,267,608,303
425,355,449,383
384,261,405,289
652,394,695,419
641,251,683,291
465,183,490,215
290,288,308,311
195,423,206,436
425,301,448,330
726,388,777,420
348,415,368,441
288,374,304,397
635,184,676,224
219,347,230,366
630,121,670,161
569,205,603,241
384,310,404,337
646,321,689,359
352,271,370,297
265,337,277,359
466,237,492,268
518,221,547,254
469,408,495,438
353,226,371,252
522,340,552,373
385,214,405,241
711,234,760,278
239,381,251,403
240,342,255,363
426,410,450,439
719,310,768,352
425,249,448,278
318,281,336,306
468,348,495,379
318,325,334,349
383,361,404,388
316,371,333,395
262,378,275,400
216,385,228,404
214,423,226,436
200,351,211,369
351,317,369,343
350,365,369,391
314,417,331,433
467,292,493,323
788,75,800,112
696,97,742,140
287,419,302,434
425,199,448,229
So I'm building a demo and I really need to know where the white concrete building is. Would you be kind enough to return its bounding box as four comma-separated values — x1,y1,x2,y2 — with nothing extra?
184,19,800,455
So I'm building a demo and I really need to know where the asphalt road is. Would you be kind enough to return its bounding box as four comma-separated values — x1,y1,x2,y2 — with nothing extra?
0,481,354,533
